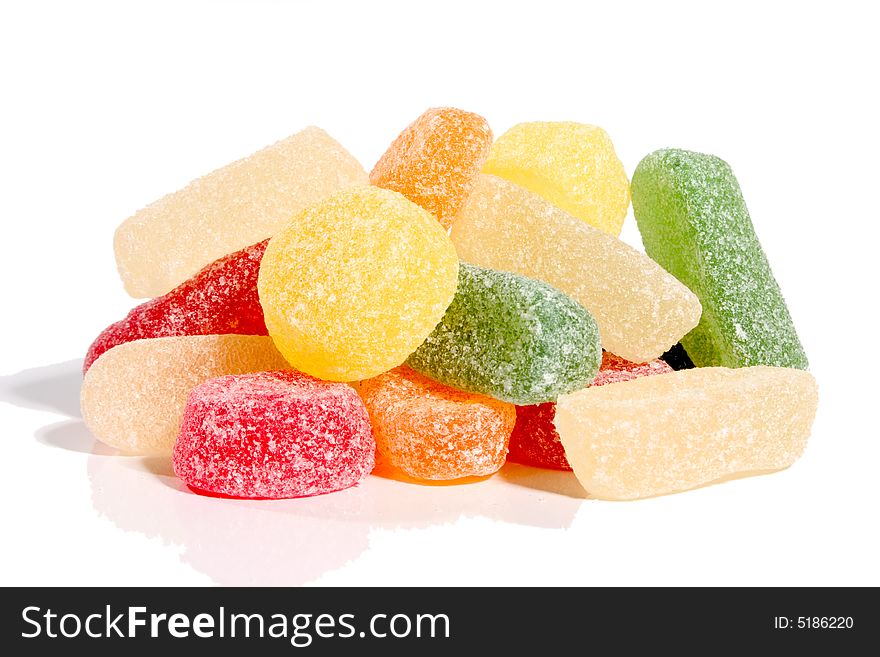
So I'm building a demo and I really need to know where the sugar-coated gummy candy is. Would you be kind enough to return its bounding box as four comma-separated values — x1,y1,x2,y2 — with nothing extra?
258,186,459,382
115,127,367,298
554,366,818,500
591,352,674,387
451,175,701,362
506,403,567,470
81,335,291,455
484,122,630,236
359,366,515,480
508,353,673,470
370,107,492,229
173,371,375,498
84,240,268,373
407,263,601,405
632,149,808,369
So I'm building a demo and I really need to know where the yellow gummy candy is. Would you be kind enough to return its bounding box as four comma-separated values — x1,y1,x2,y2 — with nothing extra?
81,335,292,456
451,175,701,362
484,121,630,236
114,127,368,298
554,367,818,500
258,186,459,382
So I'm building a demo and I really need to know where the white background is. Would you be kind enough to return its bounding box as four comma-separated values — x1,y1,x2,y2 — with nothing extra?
1,0,878,586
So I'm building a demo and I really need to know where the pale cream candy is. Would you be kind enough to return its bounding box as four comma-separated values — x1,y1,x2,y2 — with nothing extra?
554,366,818,500
114,127,367,298
451,174,701,362
81,335,292,456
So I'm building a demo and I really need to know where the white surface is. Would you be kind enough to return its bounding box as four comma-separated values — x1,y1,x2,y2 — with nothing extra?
1,0,878,586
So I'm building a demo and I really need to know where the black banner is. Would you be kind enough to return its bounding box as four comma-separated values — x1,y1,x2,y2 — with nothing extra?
1,587,875,654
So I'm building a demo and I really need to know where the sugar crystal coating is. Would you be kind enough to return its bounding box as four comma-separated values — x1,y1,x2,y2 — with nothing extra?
451,175,702,362
173,371,375,498
632,149,808,369
508,352,673,470
506,403,566,470
591,352,674,387
407,262,601,405
258,186,459,382
370,107,493,229
359,366,514,480
484,122,630,236
85,240,268,373
115,127,367,298
81,335,291,455
555,366,818,500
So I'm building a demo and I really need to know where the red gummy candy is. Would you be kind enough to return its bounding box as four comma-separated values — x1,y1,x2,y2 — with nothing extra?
507,402,567,469
173,371,375,499
591,352,674,386
508,352,674,470
84,240,268,373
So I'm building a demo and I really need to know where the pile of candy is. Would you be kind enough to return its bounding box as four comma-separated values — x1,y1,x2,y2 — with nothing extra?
80,108,818,501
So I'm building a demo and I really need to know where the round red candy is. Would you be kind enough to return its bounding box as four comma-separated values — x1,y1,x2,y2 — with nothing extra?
173,371,375,498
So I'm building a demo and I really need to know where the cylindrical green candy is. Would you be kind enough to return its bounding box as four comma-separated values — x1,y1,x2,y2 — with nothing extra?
407,263,601,404
631,149,808,369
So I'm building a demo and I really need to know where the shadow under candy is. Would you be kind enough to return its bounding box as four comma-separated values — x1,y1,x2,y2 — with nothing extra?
0,359,84,418
7,357,586,586
87,453,585,585
1,359,114,455
36,419,117,455
88,454,374,586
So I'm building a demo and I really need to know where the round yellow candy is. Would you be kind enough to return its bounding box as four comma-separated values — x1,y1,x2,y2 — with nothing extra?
258,186,459,382
484,122,630,236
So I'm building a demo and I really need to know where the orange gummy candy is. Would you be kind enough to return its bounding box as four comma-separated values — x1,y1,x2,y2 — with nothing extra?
359,366,515,481
369,107,492,229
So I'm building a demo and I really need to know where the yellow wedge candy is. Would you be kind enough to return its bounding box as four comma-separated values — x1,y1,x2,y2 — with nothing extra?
484,121,630,236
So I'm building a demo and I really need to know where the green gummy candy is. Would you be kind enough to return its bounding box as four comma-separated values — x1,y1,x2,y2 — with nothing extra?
631,149,808,369
407,263,601,404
